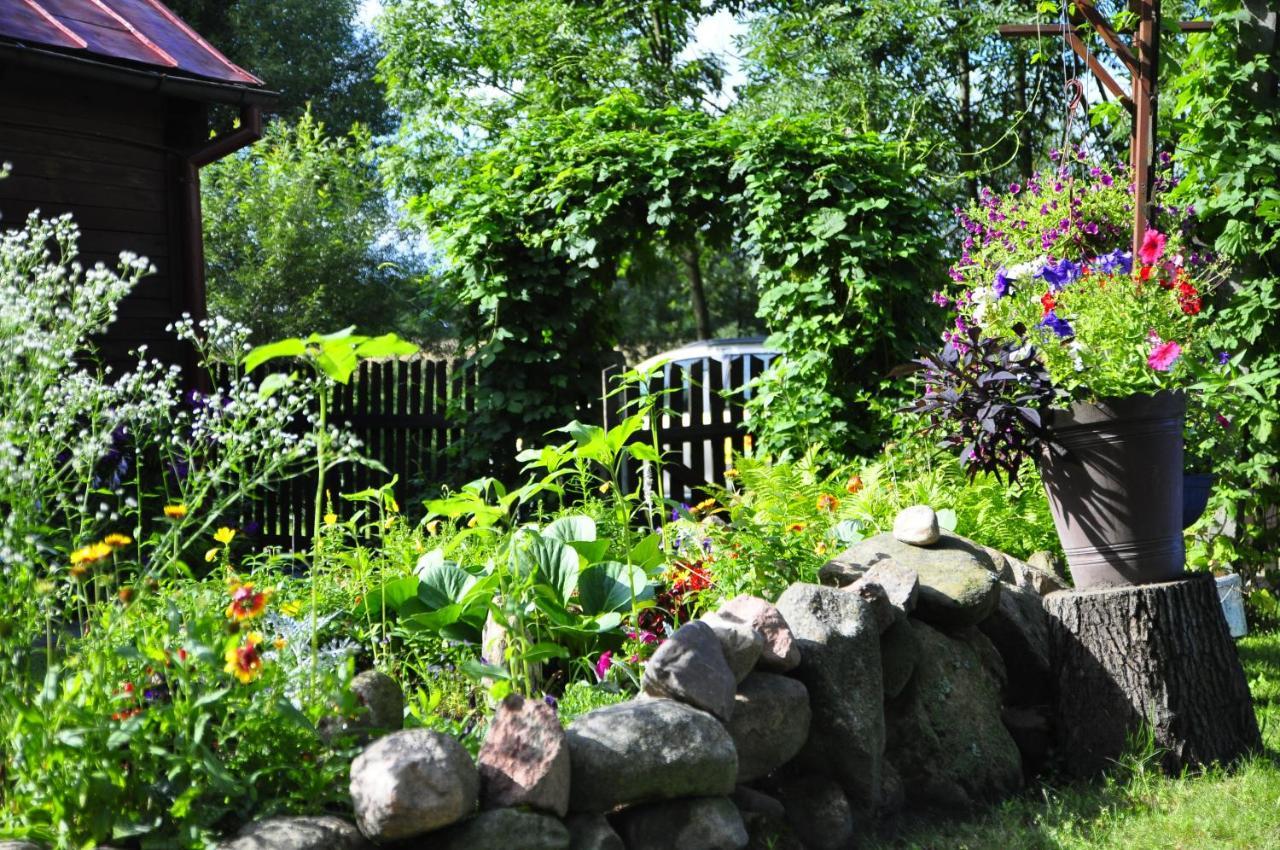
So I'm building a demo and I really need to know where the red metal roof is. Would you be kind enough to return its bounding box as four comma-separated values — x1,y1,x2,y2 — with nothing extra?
0,0,263,85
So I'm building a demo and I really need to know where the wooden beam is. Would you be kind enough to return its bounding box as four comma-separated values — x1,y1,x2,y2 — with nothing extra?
998,21,1210,37
1064,30,1135,110
1074,0,1139,73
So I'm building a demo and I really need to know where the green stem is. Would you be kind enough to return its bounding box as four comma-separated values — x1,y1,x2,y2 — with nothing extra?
310,385,328,692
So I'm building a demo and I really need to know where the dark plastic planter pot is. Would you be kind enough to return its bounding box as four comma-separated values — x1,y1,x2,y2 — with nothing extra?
1039,390,1186,589
1183,472,1215,529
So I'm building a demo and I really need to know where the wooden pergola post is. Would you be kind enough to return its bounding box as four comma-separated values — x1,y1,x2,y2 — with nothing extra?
999,1,1212,256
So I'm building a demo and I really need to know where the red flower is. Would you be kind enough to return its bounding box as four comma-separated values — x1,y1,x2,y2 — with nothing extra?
1139,229,1167,265
1040,292,1056,316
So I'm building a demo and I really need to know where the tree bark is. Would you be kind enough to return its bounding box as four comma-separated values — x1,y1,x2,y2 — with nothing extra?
1044,574,1261,777
682,243,713,341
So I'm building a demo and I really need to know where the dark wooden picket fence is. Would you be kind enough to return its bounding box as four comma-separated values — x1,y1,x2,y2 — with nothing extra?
230,347,777,549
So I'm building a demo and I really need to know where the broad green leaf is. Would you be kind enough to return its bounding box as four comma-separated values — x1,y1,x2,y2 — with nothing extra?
258,371,296,399
628,442,662,463
518,642,571,664
402,605,464,632
578,561,652,615
244,338,306,373
544,515,597,543
628,532,665,571
831,520,865,545
936,508,958,532
354,333,419,359
415,558,476,609
513,533,578,604
461,658,509,681
355,577,422,619
568,538,610,565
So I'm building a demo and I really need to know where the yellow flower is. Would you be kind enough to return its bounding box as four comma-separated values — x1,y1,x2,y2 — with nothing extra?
324,512,338,526
273,636,287,650
425,520,441,536
224,633,264,684
386,496,400,514
814,541,829,556
724,468,739,479
786,522,807,533
205,547,221,563
214,527,236,545
69,564,91,582
598,481,611,495
102,533,132,548
163,504,188,519
816,493,840,513
71,542,113,565
467,515,479,528
280,600,302,617
692,498,718,516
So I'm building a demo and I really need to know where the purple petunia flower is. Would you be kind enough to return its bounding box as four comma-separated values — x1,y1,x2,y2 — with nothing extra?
1039,311,1075,338
1095,249,1133,276
993,267,1012,298
1218,351,1231,366
1038,258,1081,290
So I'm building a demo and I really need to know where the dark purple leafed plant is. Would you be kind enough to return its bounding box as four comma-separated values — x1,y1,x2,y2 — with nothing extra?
909,327,1065,483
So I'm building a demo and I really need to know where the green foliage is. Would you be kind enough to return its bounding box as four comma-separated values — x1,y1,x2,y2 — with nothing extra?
734,120,942,457
164,0,387,132
203,111,429,345
1170,2,1280,590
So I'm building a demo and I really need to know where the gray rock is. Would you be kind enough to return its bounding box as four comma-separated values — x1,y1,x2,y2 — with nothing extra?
424,809,570,850
825,532,1002,628
1027,550,1068,582
880,616,921,700
880,758,906,815
981,545,1016,583
716,596,801,672
349,728,479,841
731,786,786,822
566,698,737,812
843,575,895,632
885,620,1023,810
477,693,570,816
218,816,370,850
0,843,44,850
726,672,811,782
350,670,404,731
775,583,883,812
566,814,624,850
612,797,748,850
893,504,940,546
642,620,737,720
854,562,919,615
702,611,766,683
775,774,854,850
977,581,1052,706
1008,557,1069,596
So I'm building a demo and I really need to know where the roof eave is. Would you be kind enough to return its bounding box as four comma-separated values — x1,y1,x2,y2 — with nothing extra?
0,39,278,106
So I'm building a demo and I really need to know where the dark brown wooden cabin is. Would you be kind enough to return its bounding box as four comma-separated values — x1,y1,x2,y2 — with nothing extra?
0,0,273,370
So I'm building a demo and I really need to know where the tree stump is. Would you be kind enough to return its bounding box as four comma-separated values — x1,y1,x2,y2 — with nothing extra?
1044,574,1261,776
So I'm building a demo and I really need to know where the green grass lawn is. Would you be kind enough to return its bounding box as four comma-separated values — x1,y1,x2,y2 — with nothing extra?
870,631,1280,850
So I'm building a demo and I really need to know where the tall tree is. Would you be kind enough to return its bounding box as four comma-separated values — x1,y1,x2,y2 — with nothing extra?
202,110,429,343
165,0,388,132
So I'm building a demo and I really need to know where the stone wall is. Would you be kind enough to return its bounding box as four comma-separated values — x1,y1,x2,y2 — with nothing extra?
213,515,1064,850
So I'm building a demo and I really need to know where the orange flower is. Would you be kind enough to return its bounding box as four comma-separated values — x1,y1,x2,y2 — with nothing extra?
102,533,132,548
163,504,188,519
845,475,864,495
787,522,807,533
816,493,840,513
70,542,112,565
224,633,264,684
226,582,271,621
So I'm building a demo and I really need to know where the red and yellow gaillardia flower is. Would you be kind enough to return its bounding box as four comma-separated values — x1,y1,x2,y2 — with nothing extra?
70,542,113,566
226,582,271,621
224,632,265,684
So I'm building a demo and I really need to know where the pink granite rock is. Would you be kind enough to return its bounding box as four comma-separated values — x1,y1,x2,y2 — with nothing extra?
477,694,571,817
716,595,801,672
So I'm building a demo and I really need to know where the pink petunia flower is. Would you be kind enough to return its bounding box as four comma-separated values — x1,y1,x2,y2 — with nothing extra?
1139,229,1168,265
594,651,613,681
1147,340,1182,372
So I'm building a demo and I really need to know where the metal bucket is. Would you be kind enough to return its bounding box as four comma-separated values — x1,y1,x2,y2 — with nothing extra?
1039,391,1186,588
1215,573,1249,639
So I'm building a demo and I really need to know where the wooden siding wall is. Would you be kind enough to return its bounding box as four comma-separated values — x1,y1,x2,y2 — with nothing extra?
0,64,205,369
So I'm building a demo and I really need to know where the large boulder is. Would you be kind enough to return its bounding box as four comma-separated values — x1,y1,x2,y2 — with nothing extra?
612,797,748,850
851,562,919,616
0,843,43,850
217,817,370,850
773,774,855,850
566,698,737,812
701,612,766,683
977,582,1052,706
885,620,1023,810
349,728,479,841
422,809,569,850
726,672,811,782
879,616,921,701
823,533,1001,628
774,583,883,811
715,595,801,672
565,814,624,850
477,693,571,816
641,620,737,721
